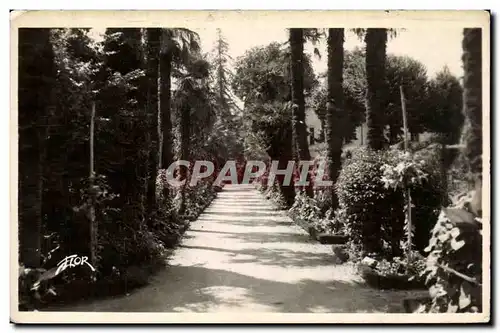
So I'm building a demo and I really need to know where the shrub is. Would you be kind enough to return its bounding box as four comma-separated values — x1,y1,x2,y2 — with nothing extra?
336,148,400,255
336,147,445,257
181,180,217,221
418,180,483,313
289,192,322,222
411,148,449,251
263,182,288,210
288,191,343,235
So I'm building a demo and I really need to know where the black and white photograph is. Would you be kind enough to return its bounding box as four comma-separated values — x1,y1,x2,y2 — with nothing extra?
10,10,490,324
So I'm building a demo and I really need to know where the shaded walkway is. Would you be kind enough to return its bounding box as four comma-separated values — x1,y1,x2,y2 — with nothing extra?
59,184,424,313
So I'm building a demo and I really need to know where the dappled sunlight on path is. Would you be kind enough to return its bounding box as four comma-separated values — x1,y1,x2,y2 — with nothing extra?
59,184,424,313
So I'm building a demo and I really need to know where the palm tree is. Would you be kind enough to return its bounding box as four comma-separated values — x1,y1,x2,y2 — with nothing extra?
159,29,201,199
461,28,483,215
18,28,56,267
145,28,161,223
364,28,388,150
289,28,311,162
174,58,212,215
325,28,345,209
289,28,323,197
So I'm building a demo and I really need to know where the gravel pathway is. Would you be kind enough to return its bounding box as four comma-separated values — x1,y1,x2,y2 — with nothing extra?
60,184,425,313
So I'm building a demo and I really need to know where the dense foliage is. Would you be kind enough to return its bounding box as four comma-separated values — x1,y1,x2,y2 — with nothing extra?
336,147,445,257
18,27,242,310
419,202,482,313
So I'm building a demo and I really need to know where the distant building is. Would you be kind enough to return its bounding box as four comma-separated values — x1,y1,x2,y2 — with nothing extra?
304,107,368,148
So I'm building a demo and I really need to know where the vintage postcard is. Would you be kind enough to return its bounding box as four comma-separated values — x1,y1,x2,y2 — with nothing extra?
10,10,490,324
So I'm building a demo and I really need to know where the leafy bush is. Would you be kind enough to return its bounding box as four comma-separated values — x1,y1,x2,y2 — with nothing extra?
263,182,288,210
336,148,400,254
288,191,343,235
179,180,217,221
289,192,322,222
336,147,445,256
411,148,449,251
419,197,482,313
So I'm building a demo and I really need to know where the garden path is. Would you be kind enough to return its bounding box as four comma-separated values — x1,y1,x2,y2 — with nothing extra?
59,184,424,313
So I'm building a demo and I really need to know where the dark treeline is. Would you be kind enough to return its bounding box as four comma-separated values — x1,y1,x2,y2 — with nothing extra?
18,27,243,309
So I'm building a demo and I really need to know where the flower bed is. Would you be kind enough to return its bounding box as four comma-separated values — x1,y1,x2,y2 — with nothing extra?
357,254,427,290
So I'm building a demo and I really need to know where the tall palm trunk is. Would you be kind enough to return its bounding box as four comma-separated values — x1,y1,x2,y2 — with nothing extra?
326,28,345,210
145,28,161,224
18,28,55,268
290,28,312,196
290,29,311,161
267,122,296,208
365,28,388,150
178,103,191,215
462,28,483,216
159,49,173,199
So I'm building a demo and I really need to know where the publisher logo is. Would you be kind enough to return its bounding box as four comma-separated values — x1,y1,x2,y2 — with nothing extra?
55,254,96,276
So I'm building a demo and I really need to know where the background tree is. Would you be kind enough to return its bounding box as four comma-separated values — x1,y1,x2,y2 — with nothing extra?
328,48,435,145
325,28,345,209
425,66,464,145
232,42,317,206
208,29,244,168
385,55,428,143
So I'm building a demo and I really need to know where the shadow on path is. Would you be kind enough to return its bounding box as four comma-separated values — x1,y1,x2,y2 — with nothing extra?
61,265,416,313
189,229,314,244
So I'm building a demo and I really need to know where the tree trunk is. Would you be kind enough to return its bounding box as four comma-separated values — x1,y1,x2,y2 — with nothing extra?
365,28,388,151
145,28,161,224
326,28,345,210
462,28,482,180
289,28,312,196
289,28,311,161
159,50,173,199
266,119,296,208
178,104,191,215
276,124,296,208
89,102,97,274
18,28,55,268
